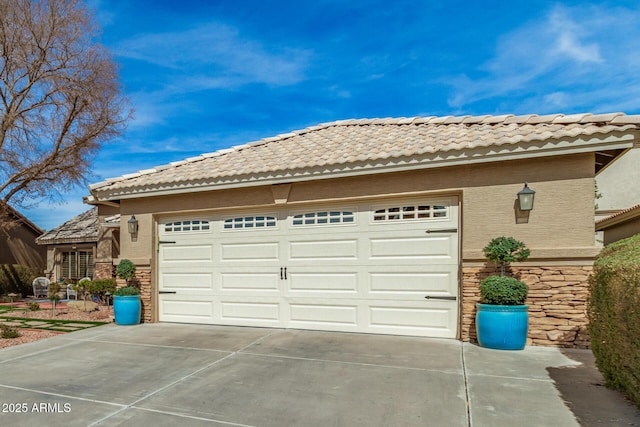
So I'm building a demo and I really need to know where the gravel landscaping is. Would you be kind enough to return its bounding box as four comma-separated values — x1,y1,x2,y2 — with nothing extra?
0,303,112,349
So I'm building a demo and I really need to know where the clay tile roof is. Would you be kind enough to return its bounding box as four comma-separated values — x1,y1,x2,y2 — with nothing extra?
596,203,640,230
36,208,99,245
88,113,640,201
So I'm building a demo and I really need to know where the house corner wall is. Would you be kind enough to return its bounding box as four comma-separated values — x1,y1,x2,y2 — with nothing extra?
461,263,592,348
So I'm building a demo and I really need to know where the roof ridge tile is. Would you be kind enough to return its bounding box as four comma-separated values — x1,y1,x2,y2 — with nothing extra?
444,116,469,124
504,114,538,124
525,114,563,124
481,114,514,124
611,114,640,124
462,115,489,124
427,116,453,124
584,113,623,123
553,113,591,123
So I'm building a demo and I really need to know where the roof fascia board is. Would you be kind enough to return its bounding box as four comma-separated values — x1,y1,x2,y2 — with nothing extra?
6,205,44,235
92,136,635,202
596,205,640,230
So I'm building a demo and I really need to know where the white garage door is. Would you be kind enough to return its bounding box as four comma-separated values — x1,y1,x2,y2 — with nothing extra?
158,196,459,338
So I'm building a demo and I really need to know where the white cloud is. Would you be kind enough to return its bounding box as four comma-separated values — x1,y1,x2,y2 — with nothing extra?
115,22,311,87
112,20,313,132
547,7,602,64
445,4,640,113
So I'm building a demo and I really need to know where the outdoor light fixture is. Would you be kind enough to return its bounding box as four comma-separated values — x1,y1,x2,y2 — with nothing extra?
127,215,139,235
517,183,536,211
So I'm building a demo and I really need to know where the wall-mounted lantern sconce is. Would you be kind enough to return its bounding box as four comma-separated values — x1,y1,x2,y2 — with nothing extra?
517,183,535,211
127,215,139,235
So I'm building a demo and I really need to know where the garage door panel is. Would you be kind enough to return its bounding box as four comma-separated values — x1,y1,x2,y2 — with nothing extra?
159,297,215,323
289,239,358,260
220,272,280,291
161,245,213,262
289,302,358,327
221,242,279,261
287,267,359,296
369,235,456,260
367,302,457,337
220,301,281,323
160,273,214,291
367,265,458,296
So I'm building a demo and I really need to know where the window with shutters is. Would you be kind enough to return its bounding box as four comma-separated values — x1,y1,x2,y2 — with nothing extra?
61,250,94,279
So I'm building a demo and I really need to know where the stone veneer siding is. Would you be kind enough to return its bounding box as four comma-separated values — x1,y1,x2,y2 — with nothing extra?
462,265,592,348
115,266,152,323
94,262,114,280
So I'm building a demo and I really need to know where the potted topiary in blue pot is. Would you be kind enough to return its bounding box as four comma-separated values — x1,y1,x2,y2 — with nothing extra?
114,259,141,325
476,237,530,350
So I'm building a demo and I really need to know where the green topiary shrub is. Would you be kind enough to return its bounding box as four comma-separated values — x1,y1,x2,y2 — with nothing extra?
480,276,528,305
114,286,140,296
116,259,136,285
483,236,530,276
588,233,640,408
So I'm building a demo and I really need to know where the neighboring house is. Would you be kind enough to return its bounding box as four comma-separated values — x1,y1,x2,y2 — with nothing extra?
86,112,640,348
0,205,45,273
35,207,120,282
596,203,640,245
595,142,640,219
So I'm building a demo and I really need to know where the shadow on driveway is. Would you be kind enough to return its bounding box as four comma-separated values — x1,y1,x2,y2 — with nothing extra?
548,349,640,426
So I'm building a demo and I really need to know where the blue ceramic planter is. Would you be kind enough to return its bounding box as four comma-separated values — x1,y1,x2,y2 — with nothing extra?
114,295,141,325
476,303,529,350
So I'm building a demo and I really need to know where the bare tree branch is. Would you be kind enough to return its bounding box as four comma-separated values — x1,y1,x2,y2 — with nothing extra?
0,0,130,222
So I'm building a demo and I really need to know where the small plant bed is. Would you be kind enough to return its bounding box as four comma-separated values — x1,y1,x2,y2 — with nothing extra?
0,316,107,332
0,305,16,314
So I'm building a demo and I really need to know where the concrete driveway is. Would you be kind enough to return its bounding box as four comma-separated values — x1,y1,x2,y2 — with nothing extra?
0,323,583,426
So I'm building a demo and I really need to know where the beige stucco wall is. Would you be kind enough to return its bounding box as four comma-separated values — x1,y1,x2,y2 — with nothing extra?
118,152,597,263
601,216,640,245
596,146,640,211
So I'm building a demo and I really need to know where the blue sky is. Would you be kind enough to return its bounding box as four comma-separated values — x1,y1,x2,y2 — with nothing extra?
22,0,640,230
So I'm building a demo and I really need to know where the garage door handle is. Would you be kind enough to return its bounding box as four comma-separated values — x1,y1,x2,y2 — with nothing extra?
280,267,288,280
157,240,177,251
159,291,177,294
425,228,457,234
424,295,457,301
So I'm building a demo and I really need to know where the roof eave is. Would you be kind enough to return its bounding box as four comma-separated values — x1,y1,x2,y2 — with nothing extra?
6,205,44,235
90,134,636,203
596,203,640,230
35,236,98,246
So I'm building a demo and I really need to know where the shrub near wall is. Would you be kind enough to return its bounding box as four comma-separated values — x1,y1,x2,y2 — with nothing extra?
588,234,640,408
